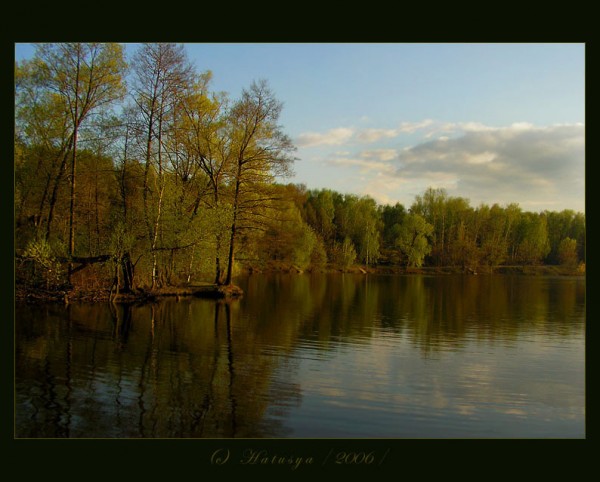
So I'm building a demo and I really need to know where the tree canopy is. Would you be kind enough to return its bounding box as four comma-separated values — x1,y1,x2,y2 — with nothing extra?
15,43,586,297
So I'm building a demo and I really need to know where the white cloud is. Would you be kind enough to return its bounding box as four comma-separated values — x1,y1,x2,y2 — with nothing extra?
355,128,398,143
326,148,400,174
398,119,435,133
395,123,584,211
464,151,496,165
297,119,436,147
327,156,396,175
296,127,354,147
510,121,535,130
360,149,397,162
459,121,497,132
298,122,584,211
357,174,410,205
355,119,435,143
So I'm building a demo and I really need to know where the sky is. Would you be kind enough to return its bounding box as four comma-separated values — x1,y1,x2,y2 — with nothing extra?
14,42,585,212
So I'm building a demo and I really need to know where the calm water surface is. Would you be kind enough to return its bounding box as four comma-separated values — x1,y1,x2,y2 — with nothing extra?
15,274,585,438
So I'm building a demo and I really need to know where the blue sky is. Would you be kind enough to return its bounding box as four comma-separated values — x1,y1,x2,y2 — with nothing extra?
15,42,585,212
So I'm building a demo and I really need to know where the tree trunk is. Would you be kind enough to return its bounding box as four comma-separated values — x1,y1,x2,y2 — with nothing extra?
213,187,223,285
121,252,134,292
67,126,78,284
214,233,223,285
224,172,242,286
187,252,194,284
45,139,73,240
224,224,237,286
67,51,81,285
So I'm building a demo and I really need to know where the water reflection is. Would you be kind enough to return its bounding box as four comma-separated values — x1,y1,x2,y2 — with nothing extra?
240,274,584,351
16,274,585,438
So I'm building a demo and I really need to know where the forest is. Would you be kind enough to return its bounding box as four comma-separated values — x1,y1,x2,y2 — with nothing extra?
14,43,586,299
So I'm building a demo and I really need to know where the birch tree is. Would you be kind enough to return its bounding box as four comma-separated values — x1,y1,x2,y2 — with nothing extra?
130,43,194,288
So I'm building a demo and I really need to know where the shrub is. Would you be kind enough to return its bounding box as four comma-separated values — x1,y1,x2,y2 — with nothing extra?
21,238,65,289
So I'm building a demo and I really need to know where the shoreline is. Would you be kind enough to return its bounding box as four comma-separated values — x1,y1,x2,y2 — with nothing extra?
254,263,585,277
15,264,584,304
15,283,244,304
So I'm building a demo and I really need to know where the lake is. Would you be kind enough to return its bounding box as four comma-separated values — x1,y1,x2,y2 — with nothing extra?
15,273,585,438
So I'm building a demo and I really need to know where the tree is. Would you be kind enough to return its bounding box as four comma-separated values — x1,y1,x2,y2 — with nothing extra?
479,204,509,269
34,43,127,282
380,202,406,248
514,213,550,265
15,61,74,242
570,212,586,263
15,43,587,296
223,80,295,286
331,237,357,269
411,187,448,265
545,210,586,265
395,213,433,268
349,196,381,265
176,81,231,284
112,121,146,292
254,199,319,270
304,189,336,245
557,237,578,267
130,43,195,288
503,203,523,263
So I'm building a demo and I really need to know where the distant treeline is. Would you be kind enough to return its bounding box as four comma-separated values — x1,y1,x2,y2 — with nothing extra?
295,186,585,271
15,43,585,295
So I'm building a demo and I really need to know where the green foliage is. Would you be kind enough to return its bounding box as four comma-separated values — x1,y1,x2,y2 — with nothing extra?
14,43,586,293
557,237,578,267
248,200,325,271
350,196,381,265
21,238,64,288
395,213,433,268
514,213,550,265
332,237,357,269
292,225,318,270
380,202,406,248
304,190,381,266
309,235,328,269
109,222,136,259
545,210,585,264
478,204,509,268
305,189,336,243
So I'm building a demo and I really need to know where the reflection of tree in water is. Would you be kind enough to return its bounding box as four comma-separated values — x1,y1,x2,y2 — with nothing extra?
15,274,584,437
375,274,585,354
243,273,584,356
15,297,303,438
117,299,304,437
